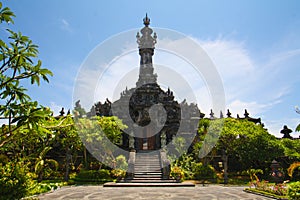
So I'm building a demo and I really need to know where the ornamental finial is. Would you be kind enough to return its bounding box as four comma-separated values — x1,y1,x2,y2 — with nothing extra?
143,13,150,26
136,14,157,49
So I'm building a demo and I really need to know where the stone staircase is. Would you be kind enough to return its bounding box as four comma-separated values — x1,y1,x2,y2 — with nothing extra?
132,151,163,183
104,150,195,187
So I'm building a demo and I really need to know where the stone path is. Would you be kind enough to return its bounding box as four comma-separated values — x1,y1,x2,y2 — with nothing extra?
37,185,273,200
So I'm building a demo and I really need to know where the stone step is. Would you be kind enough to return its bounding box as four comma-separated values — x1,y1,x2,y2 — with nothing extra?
134,174,162,177
135,163,160,165
134,176,162,178
135,169,161,171
103,182,196,187
135,159,160,162
135,169,161,172
135,162,160,164
135,164,160,166
135,160,160,162
134,171,161,173
129,151,168,183
134,173,162,176
134,174,162,176
134,172,162,174
133,177,162,180
130,179,176,182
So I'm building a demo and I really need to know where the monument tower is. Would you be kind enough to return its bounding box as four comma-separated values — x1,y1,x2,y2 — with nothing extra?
90,15,201,152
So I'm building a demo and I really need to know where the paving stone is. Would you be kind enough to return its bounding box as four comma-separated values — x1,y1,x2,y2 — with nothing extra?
37,185,273,200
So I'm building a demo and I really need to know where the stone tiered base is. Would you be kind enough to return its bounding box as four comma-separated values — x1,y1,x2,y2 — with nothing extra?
103,182,195,187
104,150,195,187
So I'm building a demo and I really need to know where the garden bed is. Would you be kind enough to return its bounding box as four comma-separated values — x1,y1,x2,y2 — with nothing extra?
244,188,288,200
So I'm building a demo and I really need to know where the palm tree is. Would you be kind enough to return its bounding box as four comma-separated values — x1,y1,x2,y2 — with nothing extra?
288,162,300,178
35,146,58,182
295,106,300,132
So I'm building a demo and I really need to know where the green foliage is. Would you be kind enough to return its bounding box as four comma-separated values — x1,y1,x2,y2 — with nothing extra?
192,162,216,180
171,153,195,179
246,169,263,182
111,169,126,179
0,2,53,148
0,2,15,23
170,165,184,182
34,146,58,182
110,155,128,181
288,162,300,178
28,182,65,196
296,124,300,132
248,180,288,198
199,118,285,170
75,169,113,183
0,160,33,200
288,181,300,200
245,187,288,199
281,139,300,159
197,119,223,159
98,116,127,143
77,116,127,144
172,136,187,156
295,106,300,132
114,154,128,170
76,116,127,167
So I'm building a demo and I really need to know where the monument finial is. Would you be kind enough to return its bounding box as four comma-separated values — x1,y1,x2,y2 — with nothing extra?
136,14,157,49
143,13,150,26
136,14,157,87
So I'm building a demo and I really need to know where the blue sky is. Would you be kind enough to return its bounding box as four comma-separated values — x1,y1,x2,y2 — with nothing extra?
1,0,300,137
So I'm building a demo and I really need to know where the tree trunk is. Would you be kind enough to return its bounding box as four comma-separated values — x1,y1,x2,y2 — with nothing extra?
83,147,88,169
223,154,228,184
37,170,44,183
64,148,71,182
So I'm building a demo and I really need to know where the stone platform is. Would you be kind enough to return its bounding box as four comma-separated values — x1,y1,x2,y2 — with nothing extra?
103,182,195,187
37,185,273,199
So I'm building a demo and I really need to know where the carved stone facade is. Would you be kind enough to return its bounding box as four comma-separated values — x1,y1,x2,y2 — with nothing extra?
89,15,201,151
82,16,269,152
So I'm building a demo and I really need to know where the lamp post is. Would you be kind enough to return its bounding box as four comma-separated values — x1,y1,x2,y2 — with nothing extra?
221,149,228,184
270,160,284,184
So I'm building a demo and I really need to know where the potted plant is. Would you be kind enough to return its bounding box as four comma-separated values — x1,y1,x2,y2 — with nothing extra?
171,166,184,182
111,169,126,182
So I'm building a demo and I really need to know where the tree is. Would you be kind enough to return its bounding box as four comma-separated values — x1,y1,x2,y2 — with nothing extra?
218,119,284,170
54,115,82,181
76,116,127,169
295,106,300,132
196,118,285,173
0,2,53,148
280,138,300,159
34,146,58,182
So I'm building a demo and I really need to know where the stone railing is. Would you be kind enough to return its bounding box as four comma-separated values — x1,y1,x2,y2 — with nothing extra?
160,150,170,179
127,150,136,180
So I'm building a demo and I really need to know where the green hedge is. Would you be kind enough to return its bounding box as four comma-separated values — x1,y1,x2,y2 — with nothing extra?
192,163,217,180
288,181,300,200
74,169,113,183
0,161,33,200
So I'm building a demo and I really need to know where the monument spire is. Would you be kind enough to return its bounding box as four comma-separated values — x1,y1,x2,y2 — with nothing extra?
136,14,157,87
143,13,150,26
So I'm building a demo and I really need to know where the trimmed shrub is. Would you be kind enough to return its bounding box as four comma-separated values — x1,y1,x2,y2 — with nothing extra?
288,181,300,200
192,162,217,180
0,161,33,200
75,169,112,182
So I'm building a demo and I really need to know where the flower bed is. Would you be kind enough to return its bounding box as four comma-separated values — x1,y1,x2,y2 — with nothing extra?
245,180,298,200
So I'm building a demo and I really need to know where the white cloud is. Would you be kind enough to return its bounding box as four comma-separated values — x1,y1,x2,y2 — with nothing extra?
61,19,72,33
72,30,299,136
49,102,64,116
264,118,300,138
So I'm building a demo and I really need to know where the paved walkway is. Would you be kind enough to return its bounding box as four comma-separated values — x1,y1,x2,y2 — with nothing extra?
37,185,273,200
